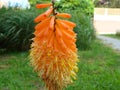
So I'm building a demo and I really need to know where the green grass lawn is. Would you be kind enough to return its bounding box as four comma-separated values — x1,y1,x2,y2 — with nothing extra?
0,40,120,90
105,34,120,39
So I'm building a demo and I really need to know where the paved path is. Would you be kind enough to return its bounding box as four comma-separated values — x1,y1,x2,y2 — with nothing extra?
97,35,120,51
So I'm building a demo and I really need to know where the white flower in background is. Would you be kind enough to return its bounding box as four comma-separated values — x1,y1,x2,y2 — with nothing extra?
0,0,30,9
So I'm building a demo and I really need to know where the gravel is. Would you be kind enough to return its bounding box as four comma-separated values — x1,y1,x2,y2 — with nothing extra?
97,35,120,51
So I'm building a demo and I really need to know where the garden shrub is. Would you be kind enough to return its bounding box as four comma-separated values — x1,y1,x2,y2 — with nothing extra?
0,9,38,51
56,0,94,17
69,11,96,50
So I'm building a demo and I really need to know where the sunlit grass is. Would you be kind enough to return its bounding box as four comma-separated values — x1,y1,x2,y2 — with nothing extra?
0,52,44,90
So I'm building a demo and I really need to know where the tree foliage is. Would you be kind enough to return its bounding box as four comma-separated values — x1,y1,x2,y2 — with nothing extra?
70,11,96,50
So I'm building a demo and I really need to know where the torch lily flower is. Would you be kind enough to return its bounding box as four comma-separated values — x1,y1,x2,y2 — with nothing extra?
30,2,79,90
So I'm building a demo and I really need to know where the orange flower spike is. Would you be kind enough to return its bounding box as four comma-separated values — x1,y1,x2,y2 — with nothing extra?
56,13,71,18
30,1,79,90
36,3,52,9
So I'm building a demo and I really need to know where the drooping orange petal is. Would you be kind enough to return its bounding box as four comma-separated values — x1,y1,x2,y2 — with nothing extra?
34,13,47,23
35,17,51,31
56,23,76,41
55,30,68,53
55,23,77,52
36,4,52,9
56,13,71,18
56,19,76,37
49,16,55,30
34,7,53,23
44,7,53,17
55,25,62,38
47,32,54,48
57,19,76,28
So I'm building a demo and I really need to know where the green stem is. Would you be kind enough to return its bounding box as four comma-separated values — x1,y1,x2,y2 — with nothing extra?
52,0,55,4
52,0,56,15
51,0,57,33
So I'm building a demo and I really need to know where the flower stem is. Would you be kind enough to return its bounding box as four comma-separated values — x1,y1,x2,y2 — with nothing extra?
52,0,56,15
